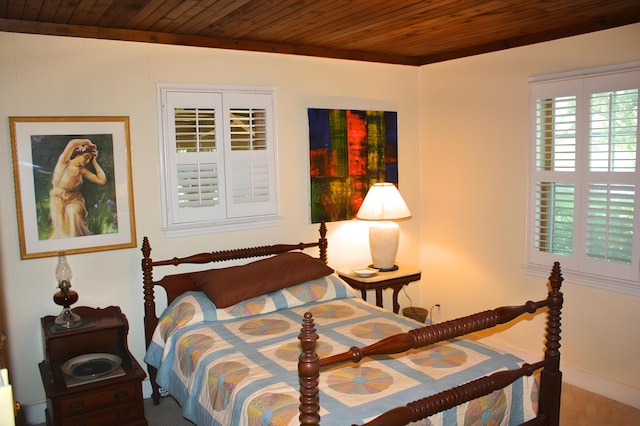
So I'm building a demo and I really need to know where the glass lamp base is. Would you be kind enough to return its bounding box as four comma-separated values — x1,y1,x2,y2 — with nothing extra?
54,307,81,329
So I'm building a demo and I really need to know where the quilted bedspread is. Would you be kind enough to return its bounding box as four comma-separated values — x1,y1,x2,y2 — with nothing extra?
145,274,538,425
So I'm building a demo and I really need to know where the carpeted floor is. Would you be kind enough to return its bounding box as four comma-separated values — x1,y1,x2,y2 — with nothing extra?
144,397,193,425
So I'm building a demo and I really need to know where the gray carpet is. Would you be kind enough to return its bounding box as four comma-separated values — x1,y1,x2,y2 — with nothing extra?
144,397,194,425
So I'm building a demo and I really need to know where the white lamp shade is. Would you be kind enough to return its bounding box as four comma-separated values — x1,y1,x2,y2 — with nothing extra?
356,182,411,221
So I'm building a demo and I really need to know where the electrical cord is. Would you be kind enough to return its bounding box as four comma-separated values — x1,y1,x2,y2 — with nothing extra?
402,286,414,310
428,304,440,324
402,287,431,322
402,287,424,316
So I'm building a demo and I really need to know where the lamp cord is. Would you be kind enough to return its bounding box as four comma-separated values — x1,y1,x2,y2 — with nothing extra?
402,287,419,315
402,286,439,324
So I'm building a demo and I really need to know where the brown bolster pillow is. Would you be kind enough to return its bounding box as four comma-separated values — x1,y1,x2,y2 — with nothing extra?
192,252,334,308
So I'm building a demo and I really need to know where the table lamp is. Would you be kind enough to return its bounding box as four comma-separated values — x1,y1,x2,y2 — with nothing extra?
356,182,411,271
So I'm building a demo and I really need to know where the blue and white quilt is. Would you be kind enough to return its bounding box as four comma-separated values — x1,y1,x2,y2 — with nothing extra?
145,274,538,425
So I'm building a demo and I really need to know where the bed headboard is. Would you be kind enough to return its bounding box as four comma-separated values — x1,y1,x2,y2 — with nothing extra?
141,222,328,350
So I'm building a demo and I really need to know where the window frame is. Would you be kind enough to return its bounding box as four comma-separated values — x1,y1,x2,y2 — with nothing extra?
526,62,640,296
156,83,280,237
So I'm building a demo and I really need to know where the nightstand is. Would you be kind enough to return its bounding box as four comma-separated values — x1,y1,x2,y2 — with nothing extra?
338,264,422,313
39,306,147,426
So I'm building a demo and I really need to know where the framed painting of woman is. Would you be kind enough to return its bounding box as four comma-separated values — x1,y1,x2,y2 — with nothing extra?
9,116,136,259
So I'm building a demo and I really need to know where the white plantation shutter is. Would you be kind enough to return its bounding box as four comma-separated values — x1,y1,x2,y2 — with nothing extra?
163,90,226,224
158,85,278,234
224,93,277,218
533,182,575,257
528,66,640,291
586,183,634,264
176,161,219,207
530,91,579,269
174,107,218,211
581,82,638,279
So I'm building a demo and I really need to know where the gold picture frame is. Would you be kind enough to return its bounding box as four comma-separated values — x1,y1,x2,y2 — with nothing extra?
9,116,137,259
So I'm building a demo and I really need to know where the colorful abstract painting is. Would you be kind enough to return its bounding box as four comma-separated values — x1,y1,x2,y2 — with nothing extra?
308,108,398,223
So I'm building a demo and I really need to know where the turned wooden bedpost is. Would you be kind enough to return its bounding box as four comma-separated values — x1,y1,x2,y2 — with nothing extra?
320,300,544,366
141,237,161,405
299,313,321,426
318,221,328,264
538,261,563,425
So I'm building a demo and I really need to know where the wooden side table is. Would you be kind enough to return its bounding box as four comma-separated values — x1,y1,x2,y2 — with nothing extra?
338,264,422,313
39,306,147,426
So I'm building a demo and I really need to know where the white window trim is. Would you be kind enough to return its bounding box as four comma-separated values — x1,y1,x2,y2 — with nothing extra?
525,62,640,296
523,263,640,297
156,83,281,237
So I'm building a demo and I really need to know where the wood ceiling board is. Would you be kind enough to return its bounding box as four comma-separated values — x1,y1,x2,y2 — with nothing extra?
0,0,638,66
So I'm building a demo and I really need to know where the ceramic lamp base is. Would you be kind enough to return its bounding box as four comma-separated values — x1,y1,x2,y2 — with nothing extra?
368,221,400,270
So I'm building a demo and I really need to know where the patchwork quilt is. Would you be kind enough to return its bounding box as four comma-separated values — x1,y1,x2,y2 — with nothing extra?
145,274,538,425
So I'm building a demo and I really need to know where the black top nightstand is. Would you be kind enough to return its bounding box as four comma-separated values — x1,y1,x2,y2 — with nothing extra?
338,265,422,313
39,306,147,426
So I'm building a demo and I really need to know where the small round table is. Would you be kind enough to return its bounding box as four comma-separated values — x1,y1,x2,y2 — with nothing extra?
338,264,422,314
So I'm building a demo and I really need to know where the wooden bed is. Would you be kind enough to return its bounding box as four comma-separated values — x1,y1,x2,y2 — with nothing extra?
141,222,563,426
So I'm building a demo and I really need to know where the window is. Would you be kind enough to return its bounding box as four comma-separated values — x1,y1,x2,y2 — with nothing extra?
157,84,279,236
527,64,640,295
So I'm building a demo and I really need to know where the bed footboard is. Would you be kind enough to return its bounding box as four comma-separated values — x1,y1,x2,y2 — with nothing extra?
298,261,564,426
361,361,545,426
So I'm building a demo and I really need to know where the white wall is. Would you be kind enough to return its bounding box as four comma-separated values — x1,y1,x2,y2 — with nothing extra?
419,23,640,406
0,32,421,410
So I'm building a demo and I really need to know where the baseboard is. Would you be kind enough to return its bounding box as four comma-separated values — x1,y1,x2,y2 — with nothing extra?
22,402,45,426
477,335,640,410
142,378,153,398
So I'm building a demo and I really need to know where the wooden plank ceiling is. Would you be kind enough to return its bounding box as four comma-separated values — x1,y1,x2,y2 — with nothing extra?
1,0,639,66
